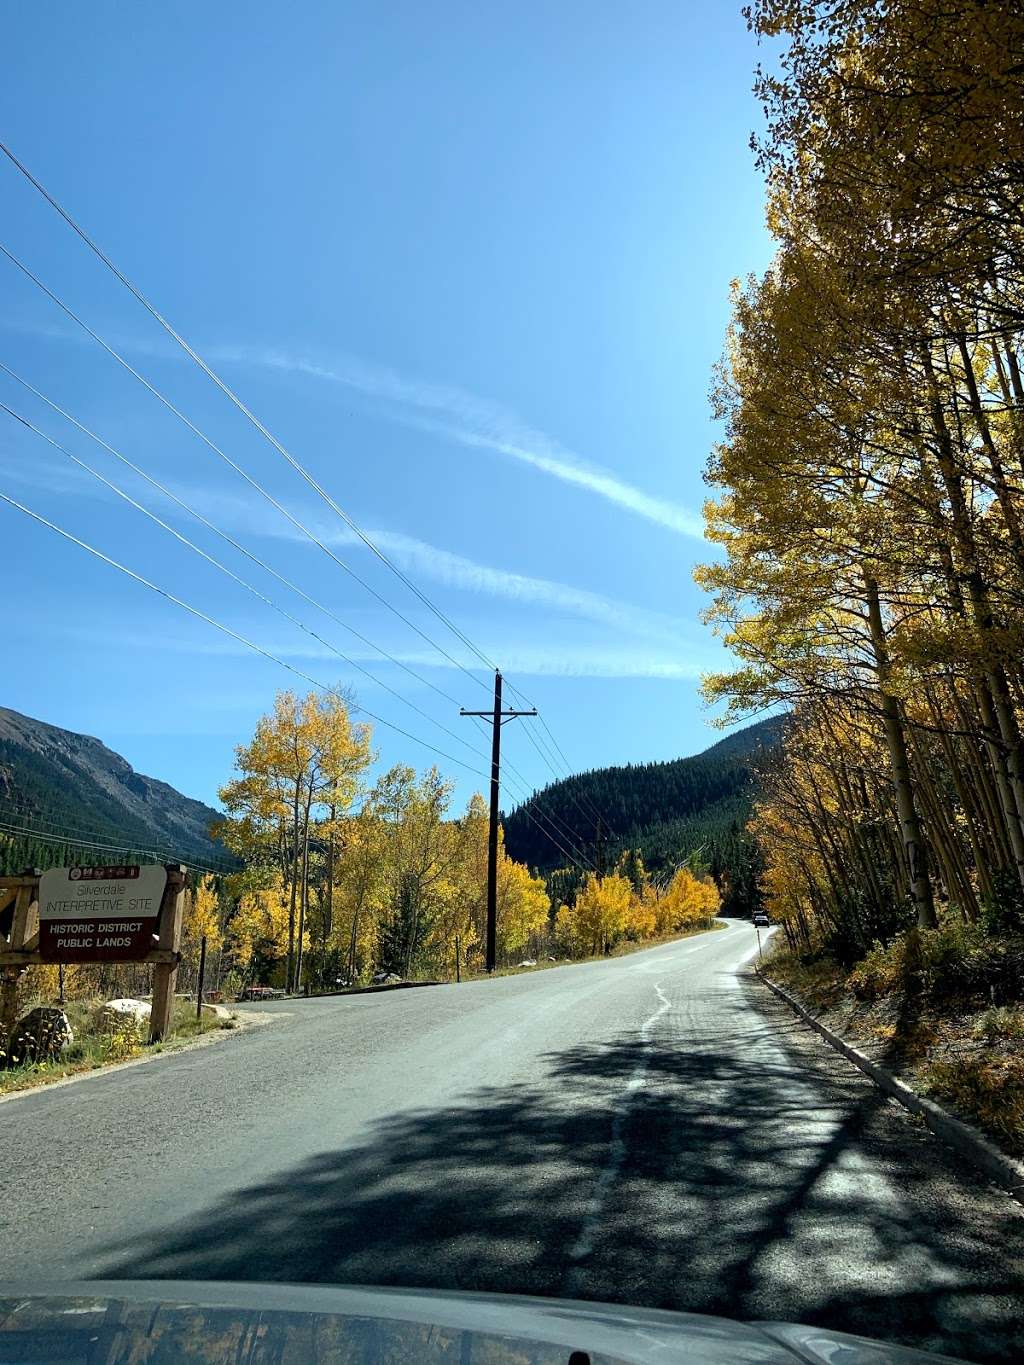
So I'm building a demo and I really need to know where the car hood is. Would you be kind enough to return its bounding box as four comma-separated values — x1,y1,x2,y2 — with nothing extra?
0,1281,971,1363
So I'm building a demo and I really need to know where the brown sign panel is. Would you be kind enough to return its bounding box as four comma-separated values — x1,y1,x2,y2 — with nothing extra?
38,864,168,963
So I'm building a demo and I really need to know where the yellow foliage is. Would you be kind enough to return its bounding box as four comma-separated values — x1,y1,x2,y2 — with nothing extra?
559,873,634,956
497,858,549,958
229,882,291,976
185,875,222,951
655,868,720,933
627,890,657,940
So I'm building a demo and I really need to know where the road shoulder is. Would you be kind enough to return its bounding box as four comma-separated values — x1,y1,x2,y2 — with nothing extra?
0,1006,277,1107
755,967,1024,1208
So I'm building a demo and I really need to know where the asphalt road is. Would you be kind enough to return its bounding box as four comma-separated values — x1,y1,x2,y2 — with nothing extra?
2,921,1021,1362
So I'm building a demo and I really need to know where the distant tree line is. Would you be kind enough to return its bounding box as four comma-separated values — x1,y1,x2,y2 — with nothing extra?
501,719,781,916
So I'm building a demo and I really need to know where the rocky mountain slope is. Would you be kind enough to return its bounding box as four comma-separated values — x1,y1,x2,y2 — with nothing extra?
0,706,230,873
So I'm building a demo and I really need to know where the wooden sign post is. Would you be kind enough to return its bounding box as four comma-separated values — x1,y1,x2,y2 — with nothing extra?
0,874,38,1048
0,864,187,1046
149,868,186,1043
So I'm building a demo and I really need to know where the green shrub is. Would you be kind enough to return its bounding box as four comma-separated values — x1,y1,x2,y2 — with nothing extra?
824,889,915,967
972,1006,1024,1042
924,1054,1024,1153
848,936,909,1001
844,919,1024,1007
921,922,1024,1005
981,870,1024,936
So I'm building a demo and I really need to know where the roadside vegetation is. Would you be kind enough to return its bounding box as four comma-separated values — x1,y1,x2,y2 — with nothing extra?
3,688,724,1047
764,925,1024,1154
203,689,722,993
698,2,1024,1154
0,996,233,1098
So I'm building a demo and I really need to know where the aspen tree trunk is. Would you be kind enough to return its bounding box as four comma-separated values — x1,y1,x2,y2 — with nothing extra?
909,743,979,918
952,328,1024,572
1002,336,1024,417
833,762,885,906
287,786,300,993
930,693,998,901
863,572,937,928
924,511,1020,876
968,686,1023,874
347,900,360,985
922,349,1024,886
325,802,336,943
295,780,313,993
824,731,888,916
987,337,1024,483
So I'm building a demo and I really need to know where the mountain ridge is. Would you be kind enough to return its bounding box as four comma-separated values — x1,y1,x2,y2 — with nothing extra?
502,714,784,912
0,705,230,874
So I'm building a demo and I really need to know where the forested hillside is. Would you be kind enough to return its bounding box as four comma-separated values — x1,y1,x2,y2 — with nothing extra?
0,706,231,875
502,715,783,913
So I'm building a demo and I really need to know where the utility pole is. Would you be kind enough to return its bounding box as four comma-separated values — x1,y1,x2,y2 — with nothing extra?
461,670,536,972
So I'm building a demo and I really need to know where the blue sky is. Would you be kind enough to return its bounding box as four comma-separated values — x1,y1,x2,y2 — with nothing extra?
1,2,772,816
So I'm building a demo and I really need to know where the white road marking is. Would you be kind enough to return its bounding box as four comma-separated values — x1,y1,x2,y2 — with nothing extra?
565,925,776,1287
564,981,673,1289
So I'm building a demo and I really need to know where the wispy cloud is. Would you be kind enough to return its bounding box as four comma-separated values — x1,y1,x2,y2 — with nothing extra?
1,319,704,536
208,344,705,538
0,441,686,641
0,436,95,498
89,626,713,680
367,529,680,636
171,483,685,639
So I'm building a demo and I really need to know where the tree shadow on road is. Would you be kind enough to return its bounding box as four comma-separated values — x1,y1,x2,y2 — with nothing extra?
98,993,1023,1363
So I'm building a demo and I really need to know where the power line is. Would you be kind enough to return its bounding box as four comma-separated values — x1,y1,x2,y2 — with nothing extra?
0,359,473,716
0,801,218,855
0,818,230,876
0,239,492,696
0,144,609,837
0,393,491,767
499,700,605,841
498,758,597,870
0,797,236,869
501,800,594,878
501,677,587,786
1,396,593,864
0,792,596,883
462,709,596,871
0,488,493,782
0,496,592,876
500,673,606,828
515,720,603,830
530,709,606,825
0,779,595,881
0,138,501,681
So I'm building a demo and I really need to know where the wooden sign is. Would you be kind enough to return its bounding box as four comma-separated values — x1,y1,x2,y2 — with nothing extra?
2,864,186,1045
38,864,168,962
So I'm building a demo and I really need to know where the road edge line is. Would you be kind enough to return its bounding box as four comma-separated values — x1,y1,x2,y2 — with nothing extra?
756,968,1024,1209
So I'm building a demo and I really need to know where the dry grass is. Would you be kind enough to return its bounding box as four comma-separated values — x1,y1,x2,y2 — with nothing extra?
0,997,234,1098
